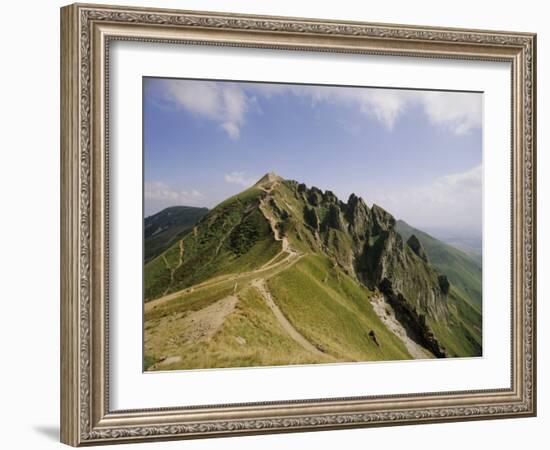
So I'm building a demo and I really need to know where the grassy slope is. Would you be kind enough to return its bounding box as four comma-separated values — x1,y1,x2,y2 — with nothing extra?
396,220,482,309
144,254,412,370
395,221,482,356
144,206,208,262
144,181,412,369
144,187,280,301
427,287,482,357
267,255,411,362
146,286,332,370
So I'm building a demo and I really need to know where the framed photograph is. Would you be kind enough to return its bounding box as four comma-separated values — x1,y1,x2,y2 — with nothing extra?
60,3,537,446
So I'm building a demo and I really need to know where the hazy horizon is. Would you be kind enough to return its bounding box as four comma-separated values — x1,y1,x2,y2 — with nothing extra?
144,77,483,240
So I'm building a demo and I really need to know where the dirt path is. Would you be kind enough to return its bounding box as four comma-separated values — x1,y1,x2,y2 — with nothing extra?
259,196,290,251
258,184,297,264
370,294,434,360
146,295,238,370
175,240,184,270
169,240,184,283
146,182,304,313
180,294,238,344
260,200,301,264
251,279,326,358
145,249,305,312
162,240,185,295
260,249,287,269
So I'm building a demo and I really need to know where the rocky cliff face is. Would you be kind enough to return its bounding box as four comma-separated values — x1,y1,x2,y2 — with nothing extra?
407,234,428,262
272,178,453,356
285,179,450,319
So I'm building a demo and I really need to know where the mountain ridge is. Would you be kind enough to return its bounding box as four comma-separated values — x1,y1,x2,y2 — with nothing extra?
144,205,208,262
144,173,482,370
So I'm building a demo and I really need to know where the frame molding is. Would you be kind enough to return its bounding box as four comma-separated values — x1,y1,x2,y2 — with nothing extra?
60,3,536,446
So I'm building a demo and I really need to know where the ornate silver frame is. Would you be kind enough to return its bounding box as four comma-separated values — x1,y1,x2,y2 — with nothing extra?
60,3,536,446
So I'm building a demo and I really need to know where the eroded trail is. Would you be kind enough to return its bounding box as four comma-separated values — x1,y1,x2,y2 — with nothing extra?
146,294,238,370
145,249,304,312
175,240,184,271
251,279,326,358
162,240,185,295
145,181,322,365
370,294,434,360
146,186,304,312
258,197,295,268
258,183,294,254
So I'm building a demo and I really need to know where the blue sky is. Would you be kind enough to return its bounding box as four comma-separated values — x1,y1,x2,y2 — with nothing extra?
144,78,482,238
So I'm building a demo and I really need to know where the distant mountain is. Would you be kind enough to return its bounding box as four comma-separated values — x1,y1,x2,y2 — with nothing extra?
419,227,482,265
395,220,482,308
144,206,208,262
144,173,482,371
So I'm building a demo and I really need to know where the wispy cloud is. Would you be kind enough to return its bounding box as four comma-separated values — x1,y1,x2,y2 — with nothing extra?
224,171,256,188
161,80,247,139
249,84,481,134
145,181,204,207
149,79,482,140
420,91,482,135
434,164,482,193
357,89,482,134
367,164,482,234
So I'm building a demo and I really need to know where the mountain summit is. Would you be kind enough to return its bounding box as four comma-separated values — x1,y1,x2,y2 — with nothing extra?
254,171,284,187
144,175,482,370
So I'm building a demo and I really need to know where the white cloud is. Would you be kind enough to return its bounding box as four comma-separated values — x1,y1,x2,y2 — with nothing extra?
250,84,481,134
434,164,482,193
156,79,481,139
249,84,409,129
367,164,482,235
331,88,481,134
420,91,482,135
144,181,204,205
163,80,247,139
224,171,256,188
355,89,410,130
221,122,240,139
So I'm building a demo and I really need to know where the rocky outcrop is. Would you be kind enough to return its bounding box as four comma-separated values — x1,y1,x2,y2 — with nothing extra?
322,204,346,231
345,193,372,237
303,205,319,230
288,178,450,322
368,330,379,346
379,278,447,358
407,234,428,262
323,190,339,204
306,187,323,206
269,198,289,220
371,204,396,234
438,274,450,295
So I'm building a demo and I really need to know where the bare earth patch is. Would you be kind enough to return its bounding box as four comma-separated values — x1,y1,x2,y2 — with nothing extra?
181,294,238,344
145,295,238,368
370,294,434,360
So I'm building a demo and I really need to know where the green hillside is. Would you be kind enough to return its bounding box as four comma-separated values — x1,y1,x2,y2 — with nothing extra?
144,206,208,262
395,220,482,308
144,173,482,371
144,186,280,301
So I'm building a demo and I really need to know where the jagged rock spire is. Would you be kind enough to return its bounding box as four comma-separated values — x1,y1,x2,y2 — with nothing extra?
406,234,428,262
